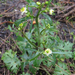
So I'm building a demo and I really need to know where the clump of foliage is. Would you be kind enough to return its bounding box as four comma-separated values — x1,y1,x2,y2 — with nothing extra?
1,0,74,75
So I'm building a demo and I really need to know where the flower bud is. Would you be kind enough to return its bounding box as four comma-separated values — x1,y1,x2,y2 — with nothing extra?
42,42,45,44
46,8,49,11
46,24,50,29
36,2,41,5
18,27,21,31
44,9,47,12
45,1,49,4
19,23,23,27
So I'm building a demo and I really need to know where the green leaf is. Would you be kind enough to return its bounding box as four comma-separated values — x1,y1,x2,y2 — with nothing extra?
25,48,36,56
20,72,30,75
33,58,42,67
25,73,30,75
42,13,53,25
8,25,12,31
20,51,29,60
21,61,28,71
41,19,46,28
26,0,33,3
64,41,73,50
1,50,21,73
58,41,73,51
57,41,73,59
73,35,75,40
29,2,38,7
29,65,36,74
73,51,75,60
16,36,24,41
54,62,71,75
14,17,30,26
23,21,27,27
49,28,58,32
29,52,40,61
26,32,32,39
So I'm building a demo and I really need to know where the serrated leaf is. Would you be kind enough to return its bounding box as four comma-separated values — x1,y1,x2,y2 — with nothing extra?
42,13,53,25
57,41,73,59
1,50,21,73
33,58,42,67
64,41,73,50
21,61,28,71
20,51,29,60
54,62,71,75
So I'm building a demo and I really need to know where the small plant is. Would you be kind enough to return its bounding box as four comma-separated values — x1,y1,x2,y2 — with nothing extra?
1,0,74,75
66,17,69,20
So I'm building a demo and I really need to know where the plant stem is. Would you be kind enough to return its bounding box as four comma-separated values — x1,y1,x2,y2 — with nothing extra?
29,53,40,61
22,31,37,48
36,8,42,47
36,17,40,47
41,66,50,75
40,28,46,34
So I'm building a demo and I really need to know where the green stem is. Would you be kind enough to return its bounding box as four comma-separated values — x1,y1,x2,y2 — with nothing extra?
36,17,40,47
29,53,40,61
36,7,42,47
40,28,46,34
42,66,50,75
22,31,37,48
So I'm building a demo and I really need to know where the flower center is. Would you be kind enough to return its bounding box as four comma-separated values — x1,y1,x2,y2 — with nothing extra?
46,50,49,53
20,7,25,12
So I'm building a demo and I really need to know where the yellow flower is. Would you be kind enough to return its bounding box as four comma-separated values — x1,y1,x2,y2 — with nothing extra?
44,48,52,56
20,7,27,15
49,9,54,15
19,23,23,27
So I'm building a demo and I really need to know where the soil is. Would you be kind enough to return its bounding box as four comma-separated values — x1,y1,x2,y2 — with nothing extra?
0,0,75,75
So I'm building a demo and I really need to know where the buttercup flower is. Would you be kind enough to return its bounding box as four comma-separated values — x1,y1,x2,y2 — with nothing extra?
44,48,52,56
20,7,27,15
49,9,54,15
